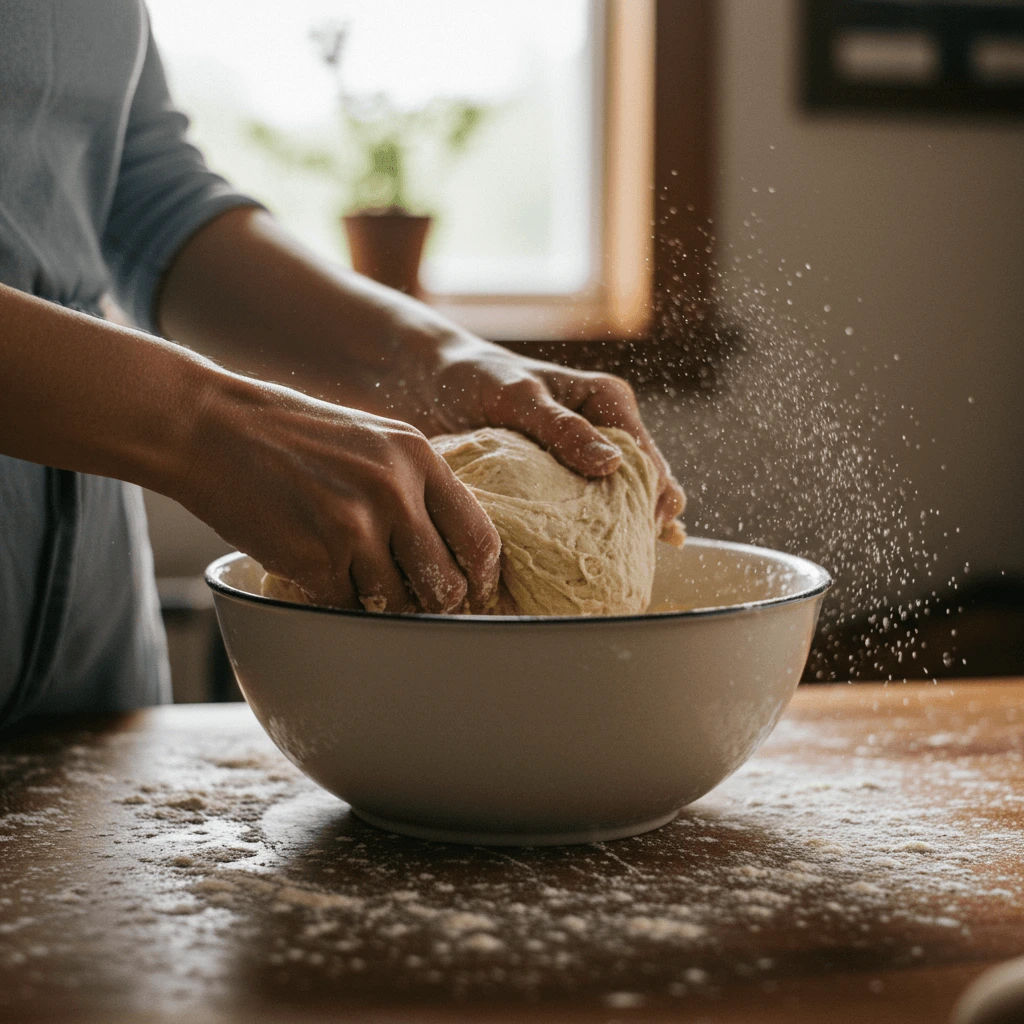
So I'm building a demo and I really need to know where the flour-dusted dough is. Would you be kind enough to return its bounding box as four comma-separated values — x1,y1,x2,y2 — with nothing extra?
259,426,682,617
431,426,676,617
260,573,309,604
259,573,388,613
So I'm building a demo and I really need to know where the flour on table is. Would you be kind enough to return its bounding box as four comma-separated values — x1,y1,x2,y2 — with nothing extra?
4,704,1023,1009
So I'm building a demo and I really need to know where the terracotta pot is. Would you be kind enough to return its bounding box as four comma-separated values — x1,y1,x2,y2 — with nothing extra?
342,210,432,297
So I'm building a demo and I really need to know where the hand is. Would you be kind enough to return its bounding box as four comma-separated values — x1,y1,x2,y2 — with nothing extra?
181,372,501,613
421,335,686,539
153,208,684,540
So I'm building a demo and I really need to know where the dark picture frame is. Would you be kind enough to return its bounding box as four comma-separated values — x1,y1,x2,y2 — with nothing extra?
802,0,1024,115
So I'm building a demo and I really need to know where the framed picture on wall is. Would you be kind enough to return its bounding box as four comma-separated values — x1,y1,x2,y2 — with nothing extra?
802,0,1024,114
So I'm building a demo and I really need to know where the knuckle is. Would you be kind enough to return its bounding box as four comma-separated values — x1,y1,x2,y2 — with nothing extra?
334,503,377,551
390,484,427,528
397,425,431,453
396,432,436,473
302,534,346,581
550,405,585,427
507,377,546,403
599,375,637,406
439,571,469,612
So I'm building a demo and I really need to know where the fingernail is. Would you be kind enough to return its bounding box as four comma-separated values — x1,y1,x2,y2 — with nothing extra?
585,441,621,470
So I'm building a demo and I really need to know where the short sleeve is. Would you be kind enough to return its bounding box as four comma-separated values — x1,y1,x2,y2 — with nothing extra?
101,13,263,334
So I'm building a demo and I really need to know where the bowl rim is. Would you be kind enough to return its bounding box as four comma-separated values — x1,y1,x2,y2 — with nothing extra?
204,537,832,625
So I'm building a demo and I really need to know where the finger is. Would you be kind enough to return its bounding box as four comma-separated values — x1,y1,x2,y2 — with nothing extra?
656,479,687,529
573,379,687,527
576,377,656,453
300,566,360,611
501,382,622,478
391,517,469,614
659,516,687,548
423,461,501,611
350,545,416,614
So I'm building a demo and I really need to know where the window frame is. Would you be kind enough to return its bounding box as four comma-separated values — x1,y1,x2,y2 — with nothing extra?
428,0,658,342
500,0,719,382
149,0,717,360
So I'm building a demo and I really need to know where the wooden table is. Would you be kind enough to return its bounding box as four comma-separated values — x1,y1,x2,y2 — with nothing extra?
1,681,1022,1024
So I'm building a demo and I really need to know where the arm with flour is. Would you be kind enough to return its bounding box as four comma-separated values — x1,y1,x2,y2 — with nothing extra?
0,282,499,613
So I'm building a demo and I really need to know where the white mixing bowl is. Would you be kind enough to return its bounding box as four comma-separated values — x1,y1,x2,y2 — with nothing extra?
206,538,830,846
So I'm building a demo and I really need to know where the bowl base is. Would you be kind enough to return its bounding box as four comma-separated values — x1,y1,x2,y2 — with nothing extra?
350,807,680,847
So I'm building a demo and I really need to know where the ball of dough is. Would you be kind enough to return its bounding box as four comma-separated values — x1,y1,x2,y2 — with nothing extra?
431,426,676,617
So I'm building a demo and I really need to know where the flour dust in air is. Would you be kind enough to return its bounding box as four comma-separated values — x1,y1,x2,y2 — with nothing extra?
632,185,958,681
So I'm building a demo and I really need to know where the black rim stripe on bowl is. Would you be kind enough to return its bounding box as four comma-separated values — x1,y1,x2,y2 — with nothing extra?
204,539,833,625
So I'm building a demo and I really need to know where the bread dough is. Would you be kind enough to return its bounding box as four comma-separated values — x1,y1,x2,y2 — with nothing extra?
432,426,674,617
259,574,387,613
260,573,309,604
259,426,683,617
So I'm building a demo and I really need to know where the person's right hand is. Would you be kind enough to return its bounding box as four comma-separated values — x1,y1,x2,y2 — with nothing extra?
180,373,501,613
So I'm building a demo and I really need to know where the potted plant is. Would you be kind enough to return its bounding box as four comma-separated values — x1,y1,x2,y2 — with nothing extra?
249,21,488,297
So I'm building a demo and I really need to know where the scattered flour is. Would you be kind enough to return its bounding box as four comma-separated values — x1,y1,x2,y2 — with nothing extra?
461,933,505,954
604,991,646,1010
624,917,706,942
274,887,364,913
439,911,497,936
2,701,1022,1010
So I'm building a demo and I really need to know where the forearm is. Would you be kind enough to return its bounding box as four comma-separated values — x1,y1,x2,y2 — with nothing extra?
155,207,470,425
152,207,685,530
0,282,500,611
0,282,210,497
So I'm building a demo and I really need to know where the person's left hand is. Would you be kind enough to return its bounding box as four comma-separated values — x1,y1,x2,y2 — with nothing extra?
415,334,686,541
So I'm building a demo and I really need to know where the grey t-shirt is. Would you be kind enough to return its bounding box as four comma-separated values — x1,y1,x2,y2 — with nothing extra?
0,0,259,727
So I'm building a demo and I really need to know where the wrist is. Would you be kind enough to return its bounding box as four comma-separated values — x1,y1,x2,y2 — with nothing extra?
137,348,235,508
338,308,474,425
397,316,499,390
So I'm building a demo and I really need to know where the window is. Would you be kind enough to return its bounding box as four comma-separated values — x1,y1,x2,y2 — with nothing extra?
146,0,655,339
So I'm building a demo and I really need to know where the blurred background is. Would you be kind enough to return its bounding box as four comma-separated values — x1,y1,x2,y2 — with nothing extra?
141,0,1024,700
146,0,599,297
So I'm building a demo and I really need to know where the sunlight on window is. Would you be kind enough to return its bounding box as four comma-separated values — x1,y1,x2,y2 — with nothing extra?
146,0,600,295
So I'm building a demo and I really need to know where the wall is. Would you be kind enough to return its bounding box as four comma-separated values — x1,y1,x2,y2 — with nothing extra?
146,489,230,579
710,0,1024,593
148,0,1024,605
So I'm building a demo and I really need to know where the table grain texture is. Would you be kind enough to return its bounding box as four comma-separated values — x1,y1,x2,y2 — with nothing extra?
0,680,1021,1024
